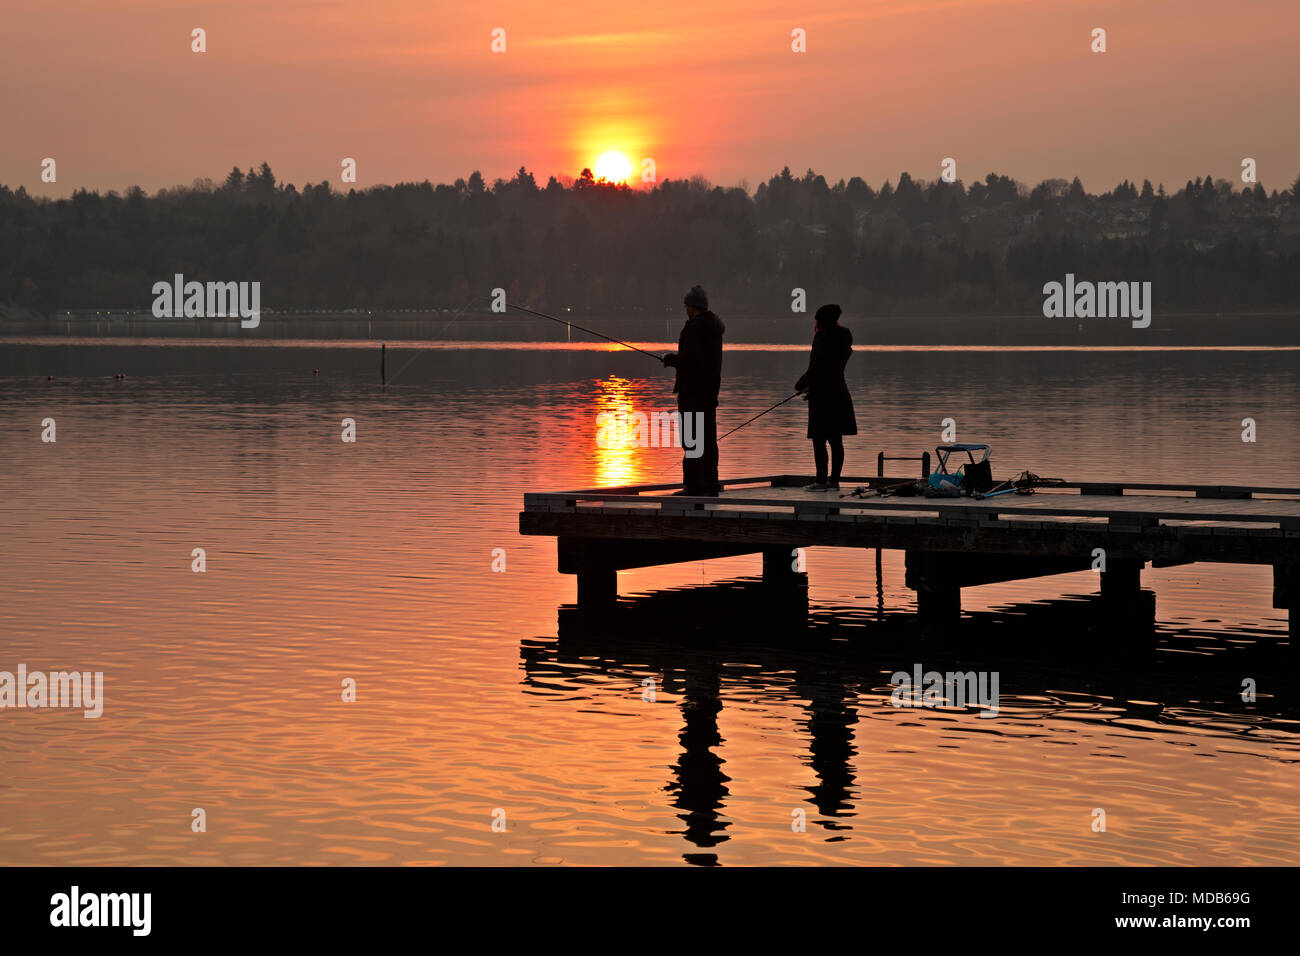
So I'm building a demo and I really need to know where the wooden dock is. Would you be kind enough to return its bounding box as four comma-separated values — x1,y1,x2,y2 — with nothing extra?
519,474,1300,646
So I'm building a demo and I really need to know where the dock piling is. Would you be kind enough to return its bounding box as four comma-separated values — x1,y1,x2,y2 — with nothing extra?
1274,563,1299,655
576,567,618,608
1100,559,1143,603
916,583,961,631
762,547,801,585
523,475,1300,646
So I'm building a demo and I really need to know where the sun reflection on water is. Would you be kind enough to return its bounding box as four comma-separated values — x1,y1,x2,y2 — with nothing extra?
593,375,643,487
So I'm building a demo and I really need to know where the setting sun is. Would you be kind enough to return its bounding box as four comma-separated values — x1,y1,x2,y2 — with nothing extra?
594,150,633,184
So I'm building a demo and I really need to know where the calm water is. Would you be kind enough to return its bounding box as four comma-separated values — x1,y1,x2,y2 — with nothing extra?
2,338,1299,865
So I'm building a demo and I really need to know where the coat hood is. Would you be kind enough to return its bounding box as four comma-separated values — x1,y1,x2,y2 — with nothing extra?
694,309,726,335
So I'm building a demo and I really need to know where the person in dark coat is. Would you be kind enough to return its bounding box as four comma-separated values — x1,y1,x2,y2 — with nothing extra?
662,285,725,496
794,303,857,490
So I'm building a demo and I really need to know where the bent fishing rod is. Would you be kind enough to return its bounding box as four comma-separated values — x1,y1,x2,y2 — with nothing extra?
718,391,802,442
643,389,805,482
496,301,805,441
498,301,665,363
500,299,803,443
384,297,664,386
388,297,793,445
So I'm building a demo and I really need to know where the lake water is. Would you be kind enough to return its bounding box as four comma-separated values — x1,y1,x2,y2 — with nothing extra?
2,336,1299,865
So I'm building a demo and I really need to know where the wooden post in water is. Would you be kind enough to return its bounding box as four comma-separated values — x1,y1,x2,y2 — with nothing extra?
1100,559,1142,603
916,583,961,631
381,342,386,384
905,552,961,632
1099,559,1155,655
1274,564,1298,657
762,547,800,585
577,567,617,608
872,452,885,614
876,548,884,619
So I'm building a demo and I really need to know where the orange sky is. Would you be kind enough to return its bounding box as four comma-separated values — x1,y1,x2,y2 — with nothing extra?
5,0,1299,197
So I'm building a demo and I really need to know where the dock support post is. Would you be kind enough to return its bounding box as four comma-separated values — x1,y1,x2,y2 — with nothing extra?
1099,560,1155,656
576,568,617,608
905,552,960,631
916,584,960,630
1100,559,1142,603
763,547,799,585
1275,564,1299,657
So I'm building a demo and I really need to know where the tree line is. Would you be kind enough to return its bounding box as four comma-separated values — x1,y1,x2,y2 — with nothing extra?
3,163,1300,317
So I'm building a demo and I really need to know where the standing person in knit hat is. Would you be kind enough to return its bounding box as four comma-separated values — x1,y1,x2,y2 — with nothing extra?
794,303,857,490
662,285,725,496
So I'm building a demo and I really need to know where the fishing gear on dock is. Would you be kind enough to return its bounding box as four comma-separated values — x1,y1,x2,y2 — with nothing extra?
850,446,1070,502
840,479,917,499
971,470,1067,500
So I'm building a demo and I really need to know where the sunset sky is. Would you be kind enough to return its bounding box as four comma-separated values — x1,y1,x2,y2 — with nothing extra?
5,0,1299,197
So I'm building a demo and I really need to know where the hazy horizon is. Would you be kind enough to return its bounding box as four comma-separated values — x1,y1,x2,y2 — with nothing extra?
6,0,1299,198
4,162,1291,201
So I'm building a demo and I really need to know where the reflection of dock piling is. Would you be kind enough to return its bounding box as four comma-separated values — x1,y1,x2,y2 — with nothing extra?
521,474,1300,649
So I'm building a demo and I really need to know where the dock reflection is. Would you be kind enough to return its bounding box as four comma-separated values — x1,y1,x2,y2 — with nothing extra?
669,665,731,864
520,579,1300,865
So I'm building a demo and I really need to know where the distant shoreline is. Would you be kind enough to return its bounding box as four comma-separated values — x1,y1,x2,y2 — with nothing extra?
4,308,1298,347
6,337,1300,352
9,307,1300,319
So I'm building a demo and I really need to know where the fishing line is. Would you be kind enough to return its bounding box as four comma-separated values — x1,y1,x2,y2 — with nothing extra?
383,297,480,386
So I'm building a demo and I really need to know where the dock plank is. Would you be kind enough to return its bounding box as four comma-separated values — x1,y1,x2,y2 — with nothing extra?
523,480,1300,526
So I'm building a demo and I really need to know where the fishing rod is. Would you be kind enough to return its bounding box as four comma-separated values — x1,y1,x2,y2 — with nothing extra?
504,298,800,442
384,293,798,478
499,301,665,363
488,298,796,450
643,389,805,482
718,391,803,442
383,296,665,386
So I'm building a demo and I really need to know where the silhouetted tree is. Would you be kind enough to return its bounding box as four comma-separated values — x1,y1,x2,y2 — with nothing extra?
4,163,1299,317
